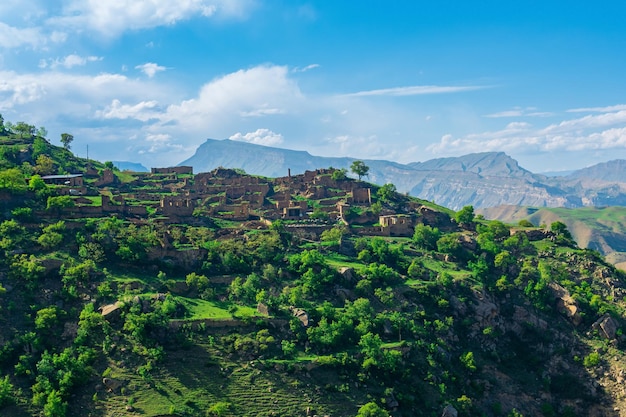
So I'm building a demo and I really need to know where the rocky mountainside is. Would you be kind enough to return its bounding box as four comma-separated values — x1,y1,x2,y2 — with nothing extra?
566,159,626,182
180,139,626,210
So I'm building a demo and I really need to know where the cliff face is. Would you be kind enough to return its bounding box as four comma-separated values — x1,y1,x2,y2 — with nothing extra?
180,140,626,210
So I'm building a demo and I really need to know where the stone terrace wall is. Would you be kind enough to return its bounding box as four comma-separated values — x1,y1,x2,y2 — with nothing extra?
151,166,193,175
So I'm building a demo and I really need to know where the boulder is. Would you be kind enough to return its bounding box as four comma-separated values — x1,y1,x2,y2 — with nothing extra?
474,299,498,327
99,302,123,321
549,282,582,325
291,308,310,327
339,267,356,282
257,302,269,316
102,377,125,392
441,404,458,417
592,314,618,340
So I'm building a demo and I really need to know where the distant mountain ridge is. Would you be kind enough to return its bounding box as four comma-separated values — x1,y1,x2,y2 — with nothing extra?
179,138,626,210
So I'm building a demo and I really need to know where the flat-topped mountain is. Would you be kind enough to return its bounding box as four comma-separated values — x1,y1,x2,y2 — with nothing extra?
180,139,626,210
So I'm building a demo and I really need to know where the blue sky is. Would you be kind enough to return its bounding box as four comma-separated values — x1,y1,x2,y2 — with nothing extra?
1,1,626,172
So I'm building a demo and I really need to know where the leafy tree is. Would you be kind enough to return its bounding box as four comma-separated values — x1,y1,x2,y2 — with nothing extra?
468,257,490,282
0,219,29,254
78,242,106,263
14,121,35,138
455,205,475,225
350,160,370,180
29,174,48,191
518,219,534,227
356,237,406,270
34,154,55,175
37,126,48,138
355,402,390,417
32,137,48,159
43,390,67,417
550,221,573,241
288,249,338,297
310,207,329,220
46,196,74,212
321,225,346,246
35,306,60,330
207,401,232,416
38,221,66,249
331,168,347,181
9,254,45,286
412,224,440,250
60,133,73,150
61,259,96,288
0,168,27,193
186,272,210,292
0,375,15,407
460,351,477,372
376,183,396,203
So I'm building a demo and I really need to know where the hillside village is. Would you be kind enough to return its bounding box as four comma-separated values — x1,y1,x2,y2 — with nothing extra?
42,165,455,239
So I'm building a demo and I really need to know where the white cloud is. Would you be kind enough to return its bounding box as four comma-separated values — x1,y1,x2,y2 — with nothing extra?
51,0,257,38
39,54,102,69
230,129,284,146
0,22,45,48
0,78,46,106
96,99,161,121
567,104,626,113
241,106,285,117
485,109,524,118
485,107,553,118
427,109,626,156
0,69,173,123
161,65,303,134
343,85,487,97
323,134,389,160
135,62,166,78
292,64,320,73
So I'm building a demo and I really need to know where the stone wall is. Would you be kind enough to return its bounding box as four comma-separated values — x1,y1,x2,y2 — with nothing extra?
351,187,371,204
151,166,193,175
160,196,194,217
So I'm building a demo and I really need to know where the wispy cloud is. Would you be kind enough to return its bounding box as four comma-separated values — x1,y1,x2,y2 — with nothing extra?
567,104,626,113
485,107,553,118
343,85,487,97
292,64,320,73
135,62,167,78
39,54,102,69
240,106,285,117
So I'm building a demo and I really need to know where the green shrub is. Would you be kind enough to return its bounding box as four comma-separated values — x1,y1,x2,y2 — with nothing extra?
583,352,600,368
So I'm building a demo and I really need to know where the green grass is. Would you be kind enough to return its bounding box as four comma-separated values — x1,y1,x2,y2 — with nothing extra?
420,257,469,278
78,195,101,205
325,253,364,269
178,297,260,320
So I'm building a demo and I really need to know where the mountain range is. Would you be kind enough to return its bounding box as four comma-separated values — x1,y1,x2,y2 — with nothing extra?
180,139,626,210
